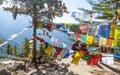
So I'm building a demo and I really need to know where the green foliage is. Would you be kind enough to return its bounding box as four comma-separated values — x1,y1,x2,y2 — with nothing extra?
0,38,3,44
6,43,13,55
13,45,18,56
21,37,30,57
69,24,80,32
87,0,120,20
37,42,45,55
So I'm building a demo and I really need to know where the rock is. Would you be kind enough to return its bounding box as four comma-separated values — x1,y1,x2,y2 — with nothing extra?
0,69,11,75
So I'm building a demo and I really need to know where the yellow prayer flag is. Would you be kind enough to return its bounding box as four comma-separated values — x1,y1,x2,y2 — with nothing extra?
71,51,84,65
112,39,118,47
114,25,120,39
45,45,54,56
99,37,106,46
109,24,116,38
86,35,94,45
114,30,120,39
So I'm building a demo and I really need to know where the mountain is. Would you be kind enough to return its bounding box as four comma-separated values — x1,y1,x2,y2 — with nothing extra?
0,7,33,53
0,32,21,53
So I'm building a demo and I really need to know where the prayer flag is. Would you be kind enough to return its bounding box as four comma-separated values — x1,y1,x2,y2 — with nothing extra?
109,23,116,38
99,37,107,46
86,35,94,45
98,25,110,38
71,51,84,65
106,38,113,47
63,50,74,58
80,34,87,43
45,45,54,56
112,39,118,47
114,25,120,39
88,25,98,36
93,37,99,46
53,48,63,58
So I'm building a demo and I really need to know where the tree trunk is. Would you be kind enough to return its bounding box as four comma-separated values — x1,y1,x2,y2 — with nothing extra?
32,4,37,67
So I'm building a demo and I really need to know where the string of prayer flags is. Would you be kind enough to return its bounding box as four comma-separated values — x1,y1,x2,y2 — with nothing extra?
45,45,54,56
71,51,84,65
109,23,116,38
99,37,107,46
98,25,110,38
86,35,94,45
106,38,113,47
80,34,87,43
114,25,120,39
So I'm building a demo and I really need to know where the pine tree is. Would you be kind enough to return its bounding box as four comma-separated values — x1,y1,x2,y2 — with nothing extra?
37,42,45,55
6,43,13,55
87,0,120,20
3,0,67,65
13,45,18,56
21,37,30,57
0,38,3,44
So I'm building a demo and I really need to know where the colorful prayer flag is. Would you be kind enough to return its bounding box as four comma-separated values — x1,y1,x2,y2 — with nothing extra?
80,34,87,43
45,45,54,56
98,25,110,38
86,35,94,45
112,39,118,47
114,25,120,39
53,48,63,58
63,50,74,58
88,25,98,36
99,37,107,46
109,23,116,38
93,37,99,46
71,51,84,65
106,38,113,47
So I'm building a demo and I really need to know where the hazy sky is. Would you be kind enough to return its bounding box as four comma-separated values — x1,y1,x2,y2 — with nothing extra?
53,0,92,23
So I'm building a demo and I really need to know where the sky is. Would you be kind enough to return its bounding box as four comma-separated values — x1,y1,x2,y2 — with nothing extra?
53,0,92,23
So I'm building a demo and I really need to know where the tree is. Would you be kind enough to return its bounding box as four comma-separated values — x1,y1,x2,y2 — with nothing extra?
6,43,13,55
37,42,45,55
0,38,3,44
87,0,120,20
2,0,67,66
13,45,18,56
21,37,30,57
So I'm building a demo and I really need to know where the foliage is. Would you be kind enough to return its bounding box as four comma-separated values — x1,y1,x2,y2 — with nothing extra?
37,42,45,54
68,24,80,32
6,43,13,55
21,37,30,57
5,43,18,55
0,38,3,44
13,45,18,56
87,0,120,20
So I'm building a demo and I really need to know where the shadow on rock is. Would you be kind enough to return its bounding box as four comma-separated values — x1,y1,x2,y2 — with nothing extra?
30,62,78,75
